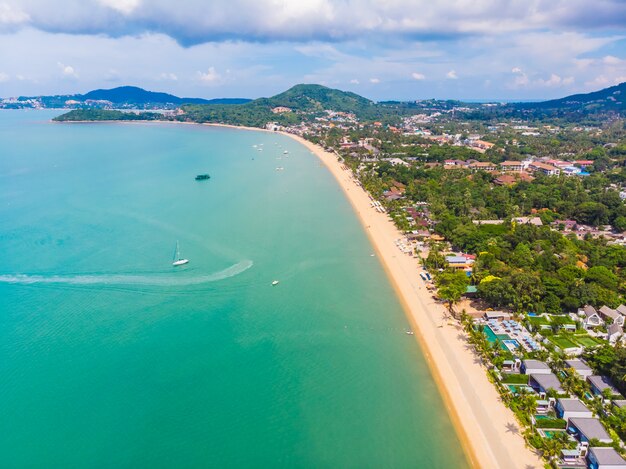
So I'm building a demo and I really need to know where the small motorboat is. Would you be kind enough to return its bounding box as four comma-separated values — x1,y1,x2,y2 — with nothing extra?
272,280,279,286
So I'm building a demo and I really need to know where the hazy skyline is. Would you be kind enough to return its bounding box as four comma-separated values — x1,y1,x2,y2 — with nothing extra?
1,0,626,100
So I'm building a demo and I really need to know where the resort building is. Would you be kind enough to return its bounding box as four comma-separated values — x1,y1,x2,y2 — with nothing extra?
587,376,621,397
568,418,612,444
521,359,551,375
529,162,561,176
598,306,625,326
586,447,626,469
529,373,565,395
564,359,593,379
468,161,497,171
580,305,604,329
555,398,593,420
499,160,524,172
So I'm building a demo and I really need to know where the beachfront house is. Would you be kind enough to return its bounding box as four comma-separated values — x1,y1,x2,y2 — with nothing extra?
529,373,565,395
587,447,626,469
564,359,593,379
587,376,621,398
521,359,551,375
445,255,474,269
555,398,593,420
579,305,604,329
568,418,613,444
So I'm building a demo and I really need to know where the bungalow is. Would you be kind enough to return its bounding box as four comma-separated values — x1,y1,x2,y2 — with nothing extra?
564,359,593,379
598,306,625,326
493,174,519,186
555,398,593,420
568,418,612,444
529,162,561,176
445,255,474,269
500,160,524,172
521,359,551,375
575,160,594,168
587,375,621,398
529,373,565,395
579,305,604,329
587,447,626,469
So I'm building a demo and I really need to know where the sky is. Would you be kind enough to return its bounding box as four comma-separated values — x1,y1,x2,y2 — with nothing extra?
1,0,626,101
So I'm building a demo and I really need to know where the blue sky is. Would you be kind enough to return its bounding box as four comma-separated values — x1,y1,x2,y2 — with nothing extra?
1,0,626,101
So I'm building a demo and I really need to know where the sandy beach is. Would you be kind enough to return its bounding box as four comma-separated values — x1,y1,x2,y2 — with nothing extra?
280,132,543,469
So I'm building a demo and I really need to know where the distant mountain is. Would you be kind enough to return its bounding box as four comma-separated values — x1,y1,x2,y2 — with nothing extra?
515,82,626,113
1,86,251,109
80,86,211,105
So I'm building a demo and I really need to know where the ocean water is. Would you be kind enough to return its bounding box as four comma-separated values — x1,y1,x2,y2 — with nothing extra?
0,111,467,468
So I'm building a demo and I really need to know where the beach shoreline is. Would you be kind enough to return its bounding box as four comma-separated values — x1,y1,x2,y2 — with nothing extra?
276,131,542,469
55,118,542,468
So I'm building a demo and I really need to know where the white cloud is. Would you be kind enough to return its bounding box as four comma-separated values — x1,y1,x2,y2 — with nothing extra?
57,62,78,78
98,0,141,15
446,70,458,79
159,72,177,81
411,72,425,80
0,3,29,25
349,78,359,84
511,67,523,73
0,71,8,82
369,77,380,84
197,66,220,84
603,55,623,65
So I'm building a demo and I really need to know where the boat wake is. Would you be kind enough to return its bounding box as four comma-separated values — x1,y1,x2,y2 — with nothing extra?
0,260,253,287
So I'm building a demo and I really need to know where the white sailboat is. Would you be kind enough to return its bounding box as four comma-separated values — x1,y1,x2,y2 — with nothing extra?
172,241,189,266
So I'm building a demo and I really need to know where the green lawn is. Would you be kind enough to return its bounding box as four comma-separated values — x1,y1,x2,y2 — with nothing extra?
502,373,529,384
549,335,579,350
572,335,603,348
528,316,551,326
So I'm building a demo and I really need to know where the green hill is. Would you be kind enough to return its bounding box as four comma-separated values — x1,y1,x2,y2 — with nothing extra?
260,84,374,113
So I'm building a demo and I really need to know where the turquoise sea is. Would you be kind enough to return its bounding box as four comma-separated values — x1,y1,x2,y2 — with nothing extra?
0,111,467,467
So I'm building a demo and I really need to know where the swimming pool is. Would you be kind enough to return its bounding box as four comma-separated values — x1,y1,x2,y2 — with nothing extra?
502,339,520,351
507,384,535,395
483,326,516,350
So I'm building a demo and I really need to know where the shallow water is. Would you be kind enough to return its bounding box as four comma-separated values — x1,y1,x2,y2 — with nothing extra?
0,111,467,468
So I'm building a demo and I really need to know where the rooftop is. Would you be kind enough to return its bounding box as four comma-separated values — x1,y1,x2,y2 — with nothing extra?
588,375,620,395
523,359,550,370
588,447,626,465
564,359,592,373
557,398,591,413
530,373,564,393
569,418,611,442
